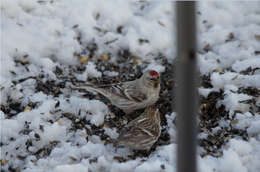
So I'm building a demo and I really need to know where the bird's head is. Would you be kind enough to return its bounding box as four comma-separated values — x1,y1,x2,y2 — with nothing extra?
142,70,160,88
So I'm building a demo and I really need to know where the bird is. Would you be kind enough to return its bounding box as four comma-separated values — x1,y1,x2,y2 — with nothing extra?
72,70,160,114
116,105,161,150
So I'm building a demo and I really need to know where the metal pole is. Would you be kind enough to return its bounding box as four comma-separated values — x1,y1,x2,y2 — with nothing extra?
175,2,197,172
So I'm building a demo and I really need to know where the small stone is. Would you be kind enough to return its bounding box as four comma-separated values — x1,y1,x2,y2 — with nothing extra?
34,133,40,139
101,54,109,61
24,106,32,111
227,32,234,41
230,119,238,125
203,43,211,52
251,133,258,137
160,164,165,169
103,122,109,128
80,56,89,63
73,52,79,57
110,113,116,119
57,119,62,125
255,35,260,39
135,59,142,63
31,159,38,165
23,57,29,63
122,119,128,125
69,156,78,162
1,159,7,165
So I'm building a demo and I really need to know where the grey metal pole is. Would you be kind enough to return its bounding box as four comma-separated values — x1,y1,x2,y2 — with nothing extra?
175,2,198,172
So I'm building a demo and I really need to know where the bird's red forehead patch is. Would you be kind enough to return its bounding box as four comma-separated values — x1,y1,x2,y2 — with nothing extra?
149,70,158,76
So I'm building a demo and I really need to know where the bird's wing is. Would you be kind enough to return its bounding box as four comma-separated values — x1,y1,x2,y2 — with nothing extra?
118,125,156,144
72,82,125,96
122,84,147,102
97,82,147,102
119,115,152,135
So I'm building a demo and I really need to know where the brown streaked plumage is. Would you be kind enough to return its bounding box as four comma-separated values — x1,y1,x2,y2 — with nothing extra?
117,106,161,150
72,70,160,114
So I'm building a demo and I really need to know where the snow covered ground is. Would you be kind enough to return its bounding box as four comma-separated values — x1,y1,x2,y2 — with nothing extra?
1,1,260,172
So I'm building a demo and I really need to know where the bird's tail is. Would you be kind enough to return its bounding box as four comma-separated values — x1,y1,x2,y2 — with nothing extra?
70,84,110,97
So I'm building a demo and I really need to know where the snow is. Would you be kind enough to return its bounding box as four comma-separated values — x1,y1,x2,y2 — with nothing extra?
54,164,87,172
1,119,22,143
232,57,260,73
219,90,252,113
41,122,66,143
199,87,220,97
85,62,102,78
166,113,177,142
198,138,260,172
1,1,260,172
145,62,166,73
103,71,119,77
247,119,260,136
211,72,260,89
104,127,119,139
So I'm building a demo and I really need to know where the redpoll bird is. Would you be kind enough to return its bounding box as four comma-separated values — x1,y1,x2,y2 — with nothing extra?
117,106,161,150
73,70,160,114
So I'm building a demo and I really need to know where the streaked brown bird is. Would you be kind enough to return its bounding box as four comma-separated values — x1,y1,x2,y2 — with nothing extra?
73,70,160,114
116,106,161,150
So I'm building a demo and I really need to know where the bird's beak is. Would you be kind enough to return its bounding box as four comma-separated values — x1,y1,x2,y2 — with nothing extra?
151,77,160,82
150,77,160,88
